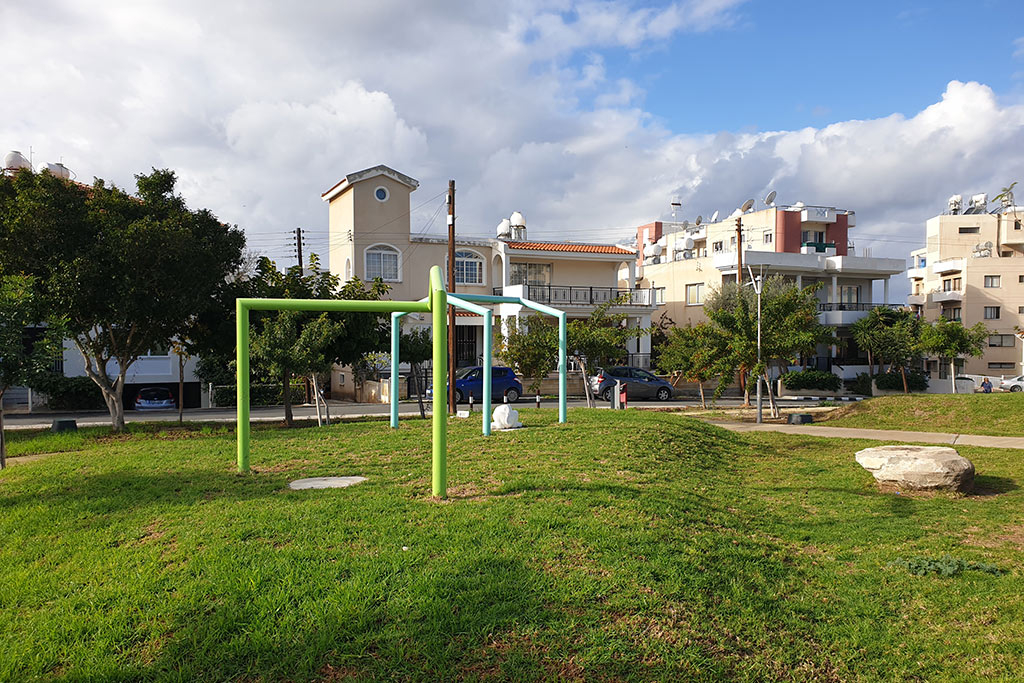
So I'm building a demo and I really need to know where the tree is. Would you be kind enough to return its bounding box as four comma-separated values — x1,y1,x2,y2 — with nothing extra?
851,307,911,377
247,255,389,426
495,314,558,394
0,276,63,468
657,323,732,408
400,328,432,418
919,317,987,393
875,312,924,393
704,276,831,410
0,168,245,431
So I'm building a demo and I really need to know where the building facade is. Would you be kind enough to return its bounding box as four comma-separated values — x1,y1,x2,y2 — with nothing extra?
636,203,905,378
907,194,1024,376
322,165,661,386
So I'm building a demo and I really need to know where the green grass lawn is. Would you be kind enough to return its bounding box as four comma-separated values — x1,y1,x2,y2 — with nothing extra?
820,393,1024,436
1,410,1022,680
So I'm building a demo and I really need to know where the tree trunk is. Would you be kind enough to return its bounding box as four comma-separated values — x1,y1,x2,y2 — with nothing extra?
76,343,128,431
764,371,780,418
740,367,750,407
0,391,7,470
698,382,706,409
412,363,426,419
178,354,185,424
311,374,323,426
581,359,594,409
866,350,874,378
899,365,909,394
282,370,294,427
950,359,957,394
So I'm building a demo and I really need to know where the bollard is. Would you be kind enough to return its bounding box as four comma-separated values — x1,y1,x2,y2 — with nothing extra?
503,392,508,404
536,392,541,409
469,393,474,412
619,382,627,410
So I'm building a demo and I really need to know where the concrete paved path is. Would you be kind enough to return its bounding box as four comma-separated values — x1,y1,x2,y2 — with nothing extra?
711,421,1024,450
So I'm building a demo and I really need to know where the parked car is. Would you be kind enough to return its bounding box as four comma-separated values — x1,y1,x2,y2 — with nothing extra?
999,375,1024,392
591,366,675,402
134,386,176,411
427,366,524,403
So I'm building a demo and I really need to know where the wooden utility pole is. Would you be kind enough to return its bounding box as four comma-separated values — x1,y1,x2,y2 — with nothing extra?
734,216,743,287
447,180,456,414
294,227,304,269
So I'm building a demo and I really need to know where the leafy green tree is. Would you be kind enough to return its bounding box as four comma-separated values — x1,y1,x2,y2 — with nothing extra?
919,317,987,393
851,307,908,377
496,314,558,394
705,276,830,410
0,276,63,468
400,327,433,419
874,312,924,393
247,255,389,426
657,323,732,408
0,168,245,430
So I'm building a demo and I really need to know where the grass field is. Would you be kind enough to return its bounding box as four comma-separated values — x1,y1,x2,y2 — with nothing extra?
820,393,1024,436
1,410,1022,680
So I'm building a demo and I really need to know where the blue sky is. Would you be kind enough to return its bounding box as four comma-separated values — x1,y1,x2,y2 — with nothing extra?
596,1,1024,133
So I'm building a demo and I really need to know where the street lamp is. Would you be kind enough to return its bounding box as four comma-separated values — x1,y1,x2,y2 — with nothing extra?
746,264,766,424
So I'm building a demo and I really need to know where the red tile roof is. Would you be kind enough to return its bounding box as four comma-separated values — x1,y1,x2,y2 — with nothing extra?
504,241,634,255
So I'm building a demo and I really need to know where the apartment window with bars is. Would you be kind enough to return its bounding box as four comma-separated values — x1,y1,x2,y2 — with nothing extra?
989,334,1016,347
763,232,773,244
984,275,1001,288
984,306,1001,319
989,362,1015,369
712,241,724,253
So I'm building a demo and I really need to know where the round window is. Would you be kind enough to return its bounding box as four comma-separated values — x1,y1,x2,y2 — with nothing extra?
374,186,389,202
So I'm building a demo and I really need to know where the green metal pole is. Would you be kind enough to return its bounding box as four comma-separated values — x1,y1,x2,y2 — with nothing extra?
390,311,403,429
430,266,448,498
236,300,251,473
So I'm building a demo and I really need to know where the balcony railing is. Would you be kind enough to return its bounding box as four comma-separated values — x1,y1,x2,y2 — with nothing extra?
493,284,664,307
817,302,903,312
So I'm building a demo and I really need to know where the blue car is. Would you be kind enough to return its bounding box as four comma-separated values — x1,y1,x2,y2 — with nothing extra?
427,366,524,403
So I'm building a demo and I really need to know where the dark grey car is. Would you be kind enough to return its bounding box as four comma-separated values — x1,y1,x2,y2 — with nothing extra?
590,366,675,402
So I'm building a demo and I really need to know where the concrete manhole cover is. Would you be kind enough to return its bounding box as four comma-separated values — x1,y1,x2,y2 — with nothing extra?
289,476,367,490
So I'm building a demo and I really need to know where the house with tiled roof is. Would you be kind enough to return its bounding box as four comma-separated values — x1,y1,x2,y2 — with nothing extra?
323,165,661,378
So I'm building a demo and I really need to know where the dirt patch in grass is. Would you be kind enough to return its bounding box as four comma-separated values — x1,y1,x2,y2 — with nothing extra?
251,458,316,474
5,450,83,466
964,524,1024,549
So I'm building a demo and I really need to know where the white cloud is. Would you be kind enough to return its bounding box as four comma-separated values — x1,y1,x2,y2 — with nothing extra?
2,0,1023,303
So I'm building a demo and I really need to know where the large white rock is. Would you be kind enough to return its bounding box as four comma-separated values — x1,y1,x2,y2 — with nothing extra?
855,445,974,492
491,404,522,430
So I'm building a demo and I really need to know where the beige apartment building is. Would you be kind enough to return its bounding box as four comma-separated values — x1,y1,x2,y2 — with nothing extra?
636,202,905,378
907,194,1024,376
321,165,661,381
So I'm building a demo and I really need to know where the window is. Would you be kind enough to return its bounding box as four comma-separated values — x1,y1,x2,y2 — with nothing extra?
686,283,704,305
989,362,1015,369
712,241,724,253
373,186,389,202
801,230,825,243
730,236,736,247
1016,220,1022,231
365,244,400,281
984,306,1001,319
919,256,927,268
942,277,961,291
1002,251,1013,258
944,307,962,321
984,275,1001,288
1019,275,1024,283
1019,306,1024,314
989,335,1015,347
452,249,484,285
763,232,773,244
959,226,980,234
839,285,861,304
509,262,551,286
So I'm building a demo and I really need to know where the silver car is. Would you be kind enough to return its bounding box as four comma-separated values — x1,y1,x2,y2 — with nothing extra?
999,375,1024,392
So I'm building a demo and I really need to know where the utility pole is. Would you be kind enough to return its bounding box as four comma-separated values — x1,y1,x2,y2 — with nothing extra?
447,180,456,415
735,216,743,287
294,227,304,269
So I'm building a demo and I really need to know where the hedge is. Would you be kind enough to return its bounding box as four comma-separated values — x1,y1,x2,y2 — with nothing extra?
780,369,842,392
214,383,306,407
33,375,107,411
874,370,928,392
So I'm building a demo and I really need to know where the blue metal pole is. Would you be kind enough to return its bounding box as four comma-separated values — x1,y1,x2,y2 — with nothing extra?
390,311,406,429
448,295,494,436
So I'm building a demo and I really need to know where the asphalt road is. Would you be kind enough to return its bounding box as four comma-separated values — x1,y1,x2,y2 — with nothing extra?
3,397,821,430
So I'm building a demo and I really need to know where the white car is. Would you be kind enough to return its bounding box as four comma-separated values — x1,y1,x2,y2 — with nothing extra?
999,375,1024,392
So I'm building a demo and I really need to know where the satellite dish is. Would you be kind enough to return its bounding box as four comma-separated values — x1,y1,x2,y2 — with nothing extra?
984,241,993,249
683,250,693,259
710,210,720,223
681,220,689,229
764,190,776,206
682,236,694,250
695,215,702,226
740,199,755,213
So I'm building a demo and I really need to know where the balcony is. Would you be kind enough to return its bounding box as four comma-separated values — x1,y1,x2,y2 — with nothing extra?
906,267,926,279
932,258,965,275
816,302,902,326
930,289,963,303
493,284,664,307
906,293,926,305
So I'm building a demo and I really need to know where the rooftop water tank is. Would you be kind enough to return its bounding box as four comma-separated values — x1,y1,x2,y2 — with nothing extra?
4,150,31,171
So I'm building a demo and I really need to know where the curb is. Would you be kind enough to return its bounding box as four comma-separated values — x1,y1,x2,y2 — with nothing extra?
778,395,864,402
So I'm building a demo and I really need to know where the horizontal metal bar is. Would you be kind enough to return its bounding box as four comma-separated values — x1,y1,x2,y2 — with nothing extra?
239,298,432,313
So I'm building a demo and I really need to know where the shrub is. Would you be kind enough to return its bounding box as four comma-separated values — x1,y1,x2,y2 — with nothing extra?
33,374,106,411
874,370,928,392
213,383,305,407
848,373,873,396
781,369,841,392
